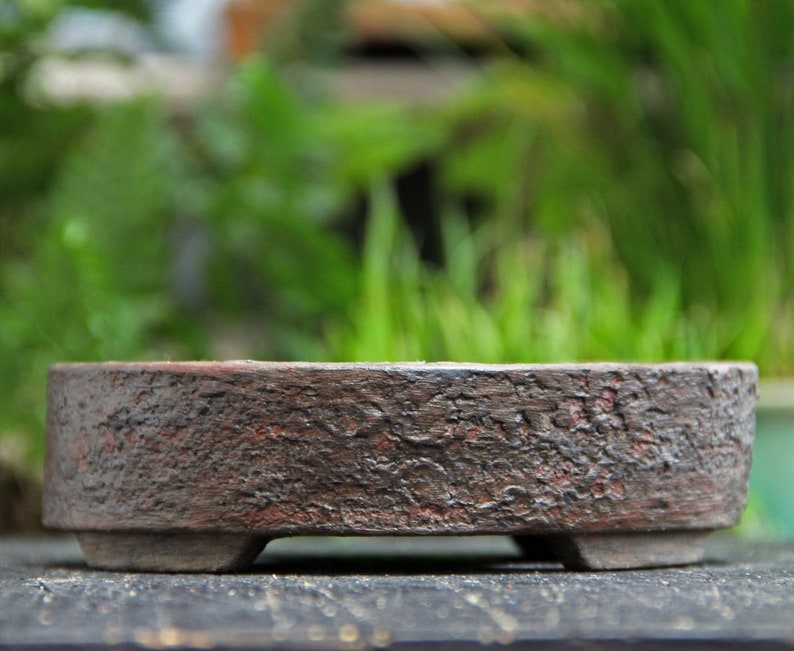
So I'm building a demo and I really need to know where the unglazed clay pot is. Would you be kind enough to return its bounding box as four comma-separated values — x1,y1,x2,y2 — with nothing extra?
44,361,757,571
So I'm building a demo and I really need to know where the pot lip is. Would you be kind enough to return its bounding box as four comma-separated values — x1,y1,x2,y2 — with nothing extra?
48,360,757,372
758,379,794,413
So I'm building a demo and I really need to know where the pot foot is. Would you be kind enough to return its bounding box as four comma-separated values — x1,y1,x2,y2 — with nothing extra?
551,531,711,570
77,532,269,572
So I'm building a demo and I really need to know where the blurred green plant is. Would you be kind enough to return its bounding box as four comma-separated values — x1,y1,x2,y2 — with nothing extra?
192,61,357,359
1,0,90,247
329,0,794,373
187,57,449,358
0,0,162,527
1,99,184,461
329,180,713,363
0,1,156,220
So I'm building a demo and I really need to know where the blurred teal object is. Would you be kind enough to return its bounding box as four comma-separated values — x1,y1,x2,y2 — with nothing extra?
750,383,794,538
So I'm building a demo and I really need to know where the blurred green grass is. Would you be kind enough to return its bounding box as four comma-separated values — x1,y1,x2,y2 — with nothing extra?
1,0,793,535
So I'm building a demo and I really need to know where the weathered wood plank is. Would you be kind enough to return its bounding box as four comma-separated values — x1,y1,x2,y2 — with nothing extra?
3,535,794,649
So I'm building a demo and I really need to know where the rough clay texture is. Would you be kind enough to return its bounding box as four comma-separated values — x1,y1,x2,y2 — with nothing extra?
43,362,757,537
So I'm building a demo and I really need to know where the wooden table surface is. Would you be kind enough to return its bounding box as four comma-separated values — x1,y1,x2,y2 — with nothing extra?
1,534,793,649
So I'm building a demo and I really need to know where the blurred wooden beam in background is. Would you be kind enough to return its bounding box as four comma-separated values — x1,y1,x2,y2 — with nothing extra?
225,0,571,61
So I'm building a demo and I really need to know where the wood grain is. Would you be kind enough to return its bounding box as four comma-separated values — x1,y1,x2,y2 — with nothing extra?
5,535,794,646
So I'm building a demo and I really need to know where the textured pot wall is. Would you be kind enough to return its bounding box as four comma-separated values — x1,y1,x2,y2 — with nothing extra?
44,362,756,537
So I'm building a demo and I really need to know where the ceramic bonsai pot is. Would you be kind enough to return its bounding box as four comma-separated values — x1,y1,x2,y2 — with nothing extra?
43,361,757,571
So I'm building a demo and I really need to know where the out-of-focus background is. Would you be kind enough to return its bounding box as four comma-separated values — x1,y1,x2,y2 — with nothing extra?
1,0,792,538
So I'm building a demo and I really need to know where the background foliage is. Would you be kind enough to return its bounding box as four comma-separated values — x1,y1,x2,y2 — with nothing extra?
1,0,793,535
331,1,794,368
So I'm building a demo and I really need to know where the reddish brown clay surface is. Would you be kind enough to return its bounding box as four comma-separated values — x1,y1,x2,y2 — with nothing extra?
44,362,756,543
